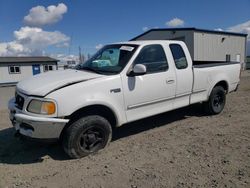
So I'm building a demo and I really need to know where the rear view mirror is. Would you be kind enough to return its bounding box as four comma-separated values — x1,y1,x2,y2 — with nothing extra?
128,64,147,76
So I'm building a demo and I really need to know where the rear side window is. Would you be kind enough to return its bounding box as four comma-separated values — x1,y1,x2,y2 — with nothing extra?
134,44,168,73
170,44,188,69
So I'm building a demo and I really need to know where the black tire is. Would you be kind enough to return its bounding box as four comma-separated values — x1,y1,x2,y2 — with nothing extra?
203,86,226,115
62,115,112,159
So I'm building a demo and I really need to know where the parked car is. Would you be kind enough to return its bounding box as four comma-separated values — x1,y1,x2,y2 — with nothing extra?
9,40,241,158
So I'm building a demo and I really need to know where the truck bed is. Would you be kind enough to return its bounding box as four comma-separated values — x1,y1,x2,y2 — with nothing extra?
190,61,241,104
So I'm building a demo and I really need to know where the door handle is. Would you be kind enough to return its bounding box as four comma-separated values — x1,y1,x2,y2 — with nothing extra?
166,79,175,84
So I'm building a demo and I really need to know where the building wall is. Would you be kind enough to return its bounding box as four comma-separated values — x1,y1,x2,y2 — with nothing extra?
0,65,32,84
134,30,194,59
40,64,57,72
0,63,57,85
194,32,246,62
134,30,246,64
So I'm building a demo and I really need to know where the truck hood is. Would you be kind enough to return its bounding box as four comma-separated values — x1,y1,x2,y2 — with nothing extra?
17,69,102,96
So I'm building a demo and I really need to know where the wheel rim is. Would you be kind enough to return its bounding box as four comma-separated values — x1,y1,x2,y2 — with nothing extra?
78,126,105,152
213,92,225,111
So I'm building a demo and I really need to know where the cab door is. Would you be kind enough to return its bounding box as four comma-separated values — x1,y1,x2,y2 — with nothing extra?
169,43,193,109
122,44,176,122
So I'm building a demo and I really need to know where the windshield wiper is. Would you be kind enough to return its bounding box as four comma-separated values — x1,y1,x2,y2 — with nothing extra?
79,66,103,74
96,69,118,74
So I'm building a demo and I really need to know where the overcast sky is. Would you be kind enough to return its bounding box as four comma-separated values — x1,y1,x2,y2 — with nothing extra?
0,0,249,61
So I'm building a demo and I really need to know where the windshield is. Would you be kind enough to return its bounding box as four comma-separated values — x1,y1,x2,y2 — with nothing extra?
76,44,138,75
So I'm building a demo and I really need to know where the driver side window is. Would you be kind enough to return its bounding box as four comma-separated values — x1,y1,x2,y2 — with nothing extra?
134,44,168,74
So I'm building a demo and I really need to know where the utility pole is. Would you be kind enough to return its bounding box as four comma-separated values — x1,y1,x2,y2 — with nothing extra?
68,34,73,55
79,46,84,64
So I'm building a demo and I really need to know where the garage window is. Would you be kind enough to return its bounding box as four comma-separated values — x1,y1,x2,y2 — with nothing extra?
44,65,53,72
9,66,21,74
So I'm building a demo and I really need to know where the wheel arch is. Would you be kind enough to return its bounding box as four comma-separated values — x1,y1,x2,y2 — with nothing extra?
208,80,229,98
60,104,118,140
214,80,229,93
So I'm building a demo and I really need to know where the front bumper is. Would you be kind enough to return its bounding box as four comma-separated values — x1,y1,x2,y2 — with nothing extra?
8,98,69,139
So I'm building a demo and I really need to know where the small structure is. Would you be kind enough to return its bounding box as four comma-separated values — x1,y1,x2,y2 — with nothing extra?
131,28,247,64
0,56,58,85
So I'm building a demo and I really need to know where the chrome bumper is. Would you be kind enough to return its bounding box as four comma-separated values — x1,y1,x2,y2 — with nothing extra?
8,98,69,139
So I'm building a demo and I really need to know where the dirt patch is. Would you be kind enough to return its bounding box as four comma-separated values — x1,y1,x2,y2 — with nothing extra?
0,74,250,188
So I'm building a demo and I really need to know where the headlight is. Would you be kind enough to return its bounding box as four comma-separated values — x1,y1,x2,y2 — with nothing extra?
27,99,56,115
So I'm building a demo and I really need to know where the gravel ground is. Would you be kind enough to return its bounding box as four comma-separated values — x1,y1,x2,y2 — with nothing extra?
0,71,250,188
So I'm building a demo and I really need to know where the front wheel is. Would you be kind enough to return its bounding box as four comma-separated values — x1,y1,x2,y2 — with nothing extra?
203,86,226,115
62,115,112,159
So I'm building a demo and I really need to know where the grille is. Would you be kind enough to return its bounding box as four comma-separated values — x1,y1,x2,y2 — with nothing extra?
15,93,25,110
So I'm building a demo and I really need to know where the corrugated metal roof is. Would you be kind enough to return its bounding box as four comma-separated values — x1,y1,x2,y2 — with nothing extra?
131,27,248,41
0,56,58,63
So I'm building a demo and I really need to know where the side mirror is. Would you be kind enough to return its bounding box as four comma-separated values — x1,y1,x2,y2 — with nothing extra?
128,64,147,76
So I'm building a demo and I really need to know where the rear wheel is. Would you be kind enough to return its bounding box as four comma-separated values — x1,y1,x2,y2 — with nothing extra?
204,86,226,115
63,115,112,159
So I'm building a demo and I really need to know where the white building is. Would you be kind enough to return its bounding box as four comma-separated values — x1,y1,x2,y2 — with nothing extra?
132,28,247,64
0,57,58,85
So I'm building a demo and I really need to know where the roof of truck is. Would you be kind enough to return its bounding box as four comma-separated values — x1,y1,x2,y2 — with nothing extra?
131,27,248,41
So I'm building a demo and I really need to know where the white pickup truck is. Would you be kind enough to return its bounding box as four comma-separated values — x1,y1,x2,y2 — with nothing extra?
9,40,241,158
